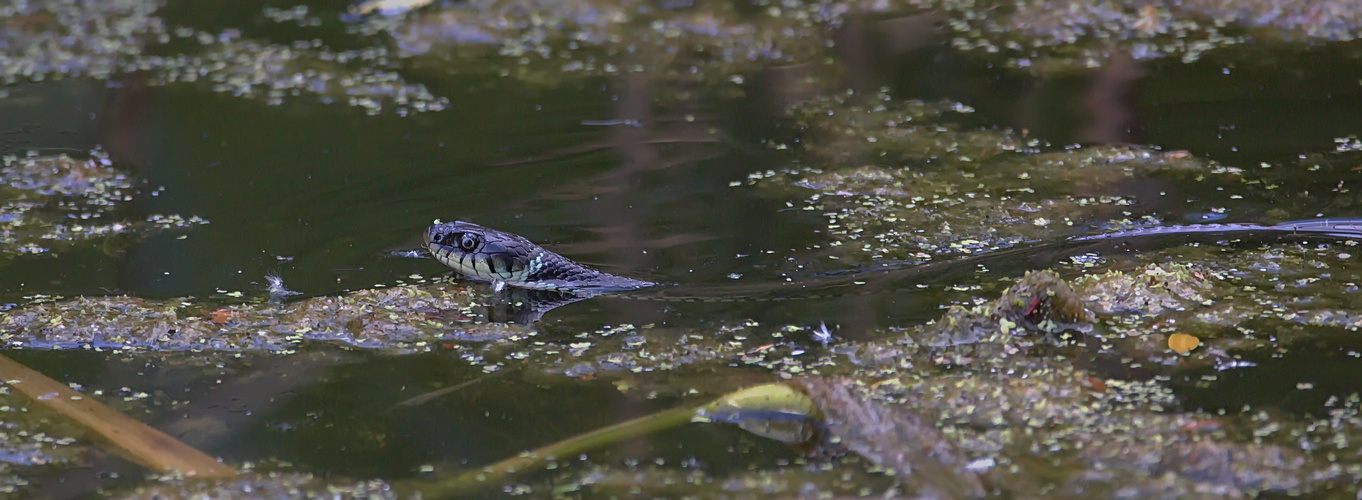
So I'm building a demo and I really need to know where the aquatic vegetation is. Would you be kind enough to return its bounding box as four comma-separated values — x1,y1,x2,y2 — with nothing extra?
360,0,836,83
0,0,445,115
0,281,531,353
0,0,166,84
916,269,1094,347
0,150,207,262
112,473,396,499
0,378,98,495
351,0,1362,83
0,354,234,477
791,378,986,497
2,0,1356,116
142,37,450,116
3,0,1362,496
3,245,1361,495
1076,261,1223,316
754,92,1229,264
414,384,817,496
917,0,1362,71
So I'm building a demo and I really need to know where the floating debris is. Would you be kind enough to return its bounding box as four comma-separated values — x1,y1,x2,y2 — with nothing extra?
0,0,167,83
1167,333,1202,354
0,150,207,261
144,38,450,116
264,272,303,302
793,378,985,498
918,270,1094,347
811,321,834,346
351,0,434,17
0,354,235,477
755,92,1221,265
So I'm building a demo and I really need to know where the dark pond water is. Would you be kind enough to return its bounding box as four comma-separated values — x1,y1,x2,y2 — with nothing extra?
4,1,1362,496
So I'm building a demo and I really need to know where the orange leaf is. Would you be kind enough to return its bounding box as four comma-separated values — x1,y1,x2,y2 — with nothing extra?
1168,333,1201,354
208,310,235,324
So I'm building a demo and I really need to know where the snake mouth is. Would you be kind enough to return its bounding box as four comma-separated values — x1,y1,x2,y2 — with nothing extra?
422,225,454,269
424,240,456,269
426,241,511,283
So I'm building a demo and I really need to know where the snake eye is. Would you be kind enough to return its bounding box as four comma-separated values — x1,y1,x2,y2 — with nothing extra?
459,233,479,251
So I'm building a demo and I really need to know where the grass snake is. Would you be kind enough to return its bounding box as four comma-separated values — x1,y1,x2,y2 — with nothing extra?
424,218,1362,322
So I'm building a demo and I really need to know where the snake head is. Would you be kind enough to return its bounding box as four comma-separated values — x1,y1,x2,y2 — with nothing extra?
424,220,653,292
424,220,538,284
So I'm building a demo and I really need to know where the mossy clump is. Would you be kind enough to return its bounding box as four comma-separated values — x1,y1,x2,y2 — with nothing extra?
1075,262,1223,316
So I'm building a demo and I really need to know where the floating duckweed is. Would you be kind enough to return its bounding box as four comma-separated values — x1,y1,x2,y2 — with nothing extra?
753,92,1225,265
0,283,529,353
0,0,166,83
111,473,397,499
146,38,450,115
262,5,322,27
922,0,1362,72
0,150,207,260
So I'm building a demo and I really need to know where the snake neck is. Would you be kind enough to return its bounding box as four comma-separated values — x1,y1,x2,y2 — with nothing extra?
516,249,654,292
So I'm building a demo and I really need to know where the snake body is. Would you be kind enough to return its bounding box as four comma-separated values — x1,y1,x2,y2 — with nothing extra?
424,221,653,293
425,218,1362,298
